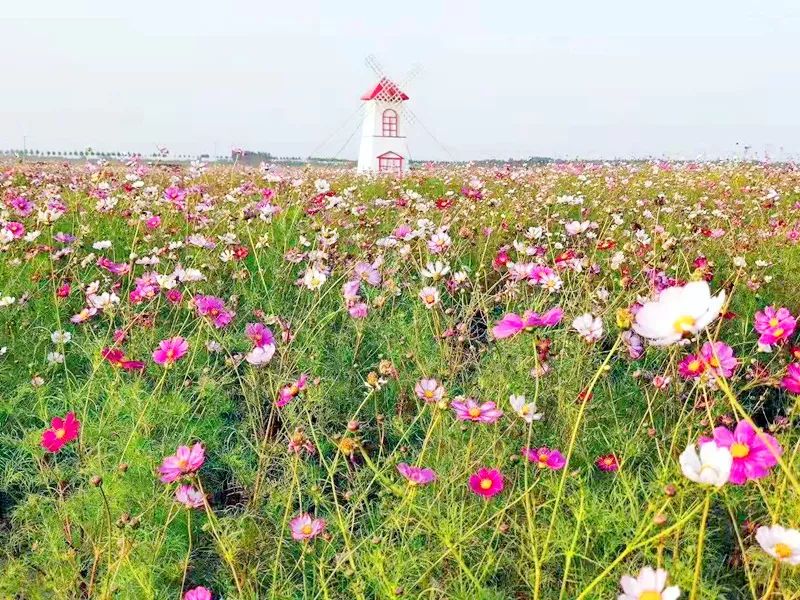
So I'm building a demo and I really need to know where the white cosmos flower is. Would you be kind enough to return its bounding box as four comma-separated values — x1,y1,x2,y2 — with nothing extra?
92,240,112,250
679,441,732,488
47,351,65,364
572,313,603,342
302,266,327,291
245,344,275,366
632,281,726,346
51,330,72,344
618,566,680,600
755,524,800,565
420,261,450,281
509,395,543,424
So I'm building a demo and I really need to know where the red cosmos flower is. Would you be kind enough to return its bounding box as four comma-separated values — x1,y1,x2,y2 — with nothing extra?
596,239,616,250
232,245,249,260
41,412,80,453
435,197,454,209
101,347,145,371
595,453,619,472
56,283,71,298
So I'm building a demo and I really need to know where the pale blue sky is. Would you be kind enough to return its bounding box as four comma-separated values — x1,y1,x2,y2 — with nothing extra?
1,0,799,160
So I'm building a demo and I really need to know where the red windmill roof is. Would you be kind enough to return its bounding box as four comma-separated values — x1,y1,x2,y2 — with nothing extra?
360,77,409,101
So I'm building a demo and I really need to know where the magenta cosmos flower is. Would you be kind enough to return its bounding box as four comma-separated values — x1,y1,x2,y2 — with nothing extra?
152,336,189,367
701,421,782,485
415,378,445,404
491,307,563,340
700,341,737,378
451,398,503,423
290,513,326,540
183,586,212,600
754,306,796,346
158,443,205,483
782,363,800,394
41,412,80,453
276,374,309,407
194,295,235,329
469,467,504,498
522,447,566,470
397,463,437,486
678,353,705,379
245,322,275,348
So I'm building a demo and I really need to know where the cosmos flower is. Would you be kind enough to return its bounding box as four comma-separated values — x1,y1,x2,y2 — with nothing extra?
418,286,440,309
194,295,235,329
782,363,800,394
101,347,145,371
699,341,737,378
633,281,725,346
175,485,205,508
508,395,543,424
468,468,504,498
246,344,275,365
354,261,381,286
290,513,326,541
700,420,781,485
678,353,705,379
397,463,437,486
572,313,604,342
522,447,566,470
451,398,503,423
415,378,445,404
245,322,275,348
492,307,563,339
595,453,619,472
158,443,205,483
277,374,309,407
152,336,189,367
754,306,796,346
679,440,732,487
755,524,800,565
41,412,80,453
618,567,680,600
183,586,212,600
302,266,328,290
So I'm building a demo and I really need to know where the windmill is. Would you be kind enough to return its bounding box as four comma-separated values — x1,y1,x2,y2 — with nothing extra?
356,56,422,174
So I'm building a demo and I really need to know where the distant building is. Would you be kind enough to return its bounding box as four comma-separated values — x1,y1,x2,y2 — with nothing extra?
357,78,411,174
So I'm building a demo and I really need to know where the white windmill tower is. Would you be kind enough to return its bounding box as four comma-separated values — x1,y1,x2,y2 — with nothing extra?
357,57,420,174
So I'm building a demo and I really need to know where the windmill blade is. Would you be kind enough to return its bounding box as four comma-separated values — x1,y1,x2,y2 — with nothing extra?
365,54,386,79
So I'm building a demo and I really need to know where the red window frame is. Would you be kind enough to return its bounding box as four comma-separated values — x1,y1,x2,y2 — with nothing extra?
382,109,398,137
378,154,403,173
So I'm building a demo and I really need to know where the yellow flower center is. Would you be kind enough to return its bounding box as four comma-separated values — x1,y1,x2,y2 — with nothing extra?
55,428,66,440
730,442,750,459
640,592,662,600
424,390,434,398
775,543,793,559
468,407,482,418
673,315,696,334
479,478,493,490
166,348,175,359
769,318,779,327
538,454,549,466
688,359,703,372
709,357,721,368
773,327,784,338
301,524,313,535
177,458,188,469
425,294,435,304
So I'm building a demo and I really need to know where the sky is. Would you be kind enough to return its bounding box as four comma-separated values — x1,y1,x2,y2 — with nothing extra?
1,0,800,161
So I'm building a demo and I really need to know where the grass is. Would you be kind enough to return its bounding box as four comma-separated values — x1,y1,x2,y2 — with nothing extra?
0,159,799,599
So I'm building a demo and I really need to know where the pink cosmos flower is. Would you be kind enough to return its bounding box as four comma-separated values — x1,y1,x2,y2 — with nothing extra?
277,374,309,407
701,421,782,485
194,295,235,329
397,463,437,485
290,513,326,540
158,443,205,483
41,412,80,453
450,398,503,423
522,447,566,470
348,302,368,319
175,484,205,508
145,215,161,229
754,306,796,346
678,354,706,379
491,307,563,339
152,336,189,367
700,341,737,378
782,363,800,394
468,467,504,498
245,322,275,348
183,586,212,600
354,261,381,286
415,378,445,403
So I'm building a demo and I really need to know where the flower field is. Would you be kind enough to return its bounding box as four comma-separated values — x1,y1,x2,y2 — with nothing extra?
1,159,800,599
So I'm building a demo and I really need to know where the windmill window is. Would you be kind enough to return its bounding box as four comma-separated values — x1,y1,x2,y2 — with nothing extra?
378,153,403,173
382,109,398,137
